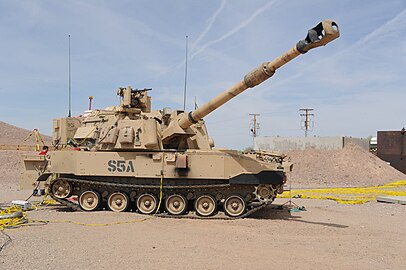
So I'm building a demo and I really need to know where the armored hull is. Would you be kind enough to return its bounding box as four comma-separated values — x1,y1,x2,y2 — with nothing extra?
44,149,285,217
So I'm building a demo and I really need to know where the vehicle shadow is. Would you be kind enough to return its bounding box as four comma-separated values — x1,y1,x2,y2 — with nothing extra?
249,205,293,220
249,205,349,229
51,205,77,212
50,203,347,229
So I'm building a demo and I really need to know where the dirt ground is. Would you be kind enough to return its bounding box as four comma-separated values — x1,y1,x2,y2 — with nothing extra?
1,190,405,270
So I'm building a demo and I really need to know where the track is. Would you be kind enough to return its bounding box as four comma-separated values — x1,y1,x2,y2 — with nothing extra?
49,177,272,220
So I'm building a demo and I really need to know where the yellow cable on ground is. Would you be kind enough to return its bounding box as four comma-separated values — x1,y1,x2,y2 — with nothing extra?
40,187,58,205
2,180,405,230
0,188,57,230
29,189,154,227
28,217,151,227
3,203,153,229
1,183,161,230
29,191,155,227
279,180,406,204
0,206,27,230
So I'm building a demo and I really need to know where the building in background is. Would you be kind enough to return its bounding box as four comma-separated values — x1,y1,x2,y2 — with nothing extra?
377,129,406,174
254,136,369,152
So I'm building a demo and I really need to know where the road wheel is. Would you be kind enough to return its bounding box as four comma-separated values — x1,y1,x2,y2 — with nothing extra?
79,190,100,211
108,192,129,212
165,194,187,215
224,195,246,217
194,195,216,217
137,194,158,215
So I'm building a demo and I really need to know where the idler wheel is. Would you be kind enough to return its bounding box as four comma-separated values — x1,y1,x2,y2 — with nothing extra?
51,179,72,199
224,195,246,217
108,192,129,212
165,194,187,215
79,191,101,211
194,195,216,217
137,194,158,215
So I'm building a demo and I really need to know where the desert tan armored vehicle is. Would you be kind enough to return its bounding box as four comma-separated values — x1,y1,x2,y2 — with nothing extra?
23,20,339,218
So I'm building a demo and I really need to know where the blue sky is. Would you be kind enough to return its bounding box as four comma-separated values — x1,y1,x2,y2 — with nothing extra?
0,0,405,149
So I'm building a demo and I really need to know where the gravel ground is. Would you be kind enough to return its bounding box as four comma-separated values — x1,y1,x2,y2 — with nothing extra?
0,195,405,270
0,150,33,190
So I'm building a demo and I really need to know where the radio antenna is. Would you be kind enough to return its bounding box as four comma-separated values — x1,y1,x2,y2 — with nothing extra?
68,34,72,117
183,35,188,111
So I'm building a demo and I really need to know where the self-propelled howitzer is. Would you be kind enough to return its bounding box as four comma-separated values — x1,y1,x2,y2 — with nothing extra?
23,20,339,218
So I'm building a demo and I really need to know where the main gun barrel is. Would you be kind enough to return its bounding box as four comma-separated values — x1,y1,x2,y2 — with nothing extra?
178,19,339,129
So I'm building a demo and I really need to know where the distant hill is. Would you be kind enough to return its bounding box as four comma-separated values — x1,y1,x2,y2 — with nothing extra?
0,121,52,146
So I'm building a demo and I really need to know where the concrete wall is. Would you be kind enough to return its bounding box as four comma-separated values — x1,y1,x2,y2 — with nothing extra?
254,136,369,152
343,137,369,150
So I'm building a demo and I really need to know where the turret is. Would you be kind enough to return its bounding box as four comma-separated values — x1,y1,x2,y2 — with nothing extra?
161,19,339,145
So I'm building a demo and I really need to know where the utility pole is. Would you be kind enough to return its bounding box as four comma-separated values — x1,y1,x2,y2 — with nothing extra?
249,114,260,137
249,114,260,149
68,34,72,117
299,108,314,137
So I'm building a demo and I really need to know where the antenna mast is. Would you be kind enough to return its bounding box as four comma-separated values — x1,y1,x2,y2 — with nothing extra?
183,35,188,111
68,34,72,117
